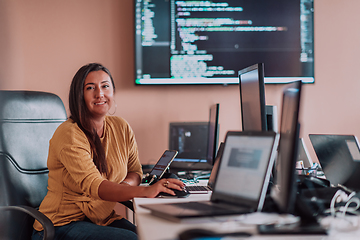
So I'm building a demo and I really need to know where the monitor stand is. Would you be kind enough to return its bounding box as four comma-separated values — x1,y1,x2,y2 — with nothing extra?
265,105,278,132
258,194,328,235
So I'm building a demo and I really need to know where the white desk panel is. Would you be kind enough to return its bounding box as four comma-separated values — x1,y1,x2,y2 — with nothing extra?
134,193,360,240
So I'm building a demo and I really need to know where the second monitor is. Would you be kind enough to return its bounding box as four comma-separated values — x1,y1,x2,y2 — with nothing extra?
239,63,278,132
169,103,220,171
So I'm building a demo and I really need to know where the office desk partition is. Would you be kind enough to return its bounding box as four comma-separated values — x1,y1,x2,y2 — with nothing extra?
134,194,360,240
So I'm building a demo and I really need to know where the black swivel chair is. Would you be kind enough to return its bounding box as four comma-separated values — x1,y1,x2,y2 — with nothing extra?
0,90,135,240
0,90,67,240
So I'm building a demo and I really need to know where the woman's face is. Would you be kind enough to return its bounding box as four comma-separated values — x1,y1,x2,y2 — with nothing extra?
83,70,114,120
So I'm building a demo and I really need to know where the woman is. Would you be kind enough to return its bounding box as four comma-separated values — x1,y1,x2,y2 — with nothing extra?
32,63,184,240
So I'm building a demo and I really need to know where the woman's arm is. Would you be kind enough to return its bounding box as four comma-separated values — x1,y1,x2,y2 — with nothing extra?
98,178,185,202
120,172,141,186
98,118,186,202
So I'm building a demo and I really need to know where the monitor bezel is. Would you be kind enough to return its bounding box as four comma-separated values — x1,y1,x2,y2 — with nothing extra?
134,1,315,86
168,121,212,171
206,103,220,166
272,80,302,214
239,63,267,131
211,130,280,211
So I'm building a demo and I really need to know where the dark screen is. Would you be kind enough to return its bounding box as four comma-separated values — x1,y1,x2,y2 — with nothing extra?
206,103,220,165
309,134,360,191
169,122,209,170
272,80,302,214
239,63,267,131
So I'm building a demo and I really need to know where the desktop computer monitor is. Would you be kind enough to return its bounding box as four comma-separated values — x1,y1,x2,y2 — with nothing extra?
168,122,210,170
169,104,220,170
239,63,267,131
261,81,327,234
206,103,220,166
271,80,302,214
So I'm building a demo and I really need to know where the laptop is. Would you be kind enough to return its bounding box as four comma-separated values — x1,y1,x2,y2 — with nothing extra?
185,142,224,194
140,131,280,222
309,134,360,191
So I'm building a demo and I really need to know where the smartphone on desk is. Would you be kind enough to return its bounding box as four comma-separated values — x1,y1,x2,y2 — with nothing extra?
143,150,178,184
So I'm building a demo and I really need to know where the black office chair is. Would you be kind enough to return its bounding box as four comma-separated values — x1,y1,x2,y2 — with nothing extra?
0,90,67,240
0,90,135,240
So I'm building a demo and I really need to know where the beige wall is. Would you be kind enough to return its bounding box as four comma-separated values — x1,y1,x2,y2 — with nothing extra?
1,0,360,165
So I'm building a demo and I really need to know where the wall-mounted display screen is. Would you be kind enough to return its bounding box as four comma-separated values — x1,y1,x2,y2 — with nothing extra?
134,0,314,85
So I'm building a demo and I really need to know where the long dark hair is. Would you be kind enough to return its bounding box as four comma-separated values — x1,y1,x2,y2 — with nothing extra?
69,63,115,175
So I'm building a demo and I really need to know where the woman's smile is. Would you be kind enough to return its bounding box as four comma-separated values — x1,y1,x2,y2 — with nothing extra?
83,70,114,120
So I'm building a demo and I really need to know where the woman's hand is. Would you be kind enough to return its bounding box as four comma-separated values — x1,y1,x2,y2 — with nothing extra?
143,178,186,198
98,177,186,202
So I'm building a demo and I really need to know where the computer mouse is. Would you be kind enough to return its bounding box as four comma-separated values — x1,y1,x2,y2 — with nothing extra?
178,228,252,240
157,188,190,198
178,228,217,240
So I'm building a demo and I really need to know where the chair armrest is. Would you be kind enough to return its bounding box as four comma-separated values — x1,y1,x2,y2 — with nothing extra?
0,205,54,240
119,200,134,212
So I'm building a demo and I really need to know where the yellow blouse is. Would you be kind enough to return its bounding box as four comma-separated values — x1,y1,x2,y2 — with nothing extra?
34,116,143,231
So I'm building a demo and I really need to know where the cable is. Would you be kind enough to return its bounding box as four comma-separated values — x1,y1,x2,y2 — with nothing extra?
322,189,360,232
330,190,358,217
341,196,360,218
330,190,345,217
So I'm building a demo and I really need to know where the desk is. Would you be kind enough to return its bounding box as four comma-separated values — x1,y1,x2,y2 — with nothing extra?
134,193,360,240
134,193,214,240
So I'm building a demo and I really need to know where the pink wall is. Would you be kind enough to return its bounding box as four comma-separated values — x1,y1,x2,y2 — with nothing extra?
1,0,360,164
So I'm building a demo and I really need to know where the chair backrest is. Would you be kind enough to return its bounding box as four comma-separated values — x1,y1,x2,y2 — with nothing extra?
0,90,67,239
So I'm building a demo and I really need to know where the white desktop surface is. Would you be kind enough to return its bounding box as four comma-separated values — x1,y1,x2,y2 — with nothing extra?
134,193,360,240
134,193,214,240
